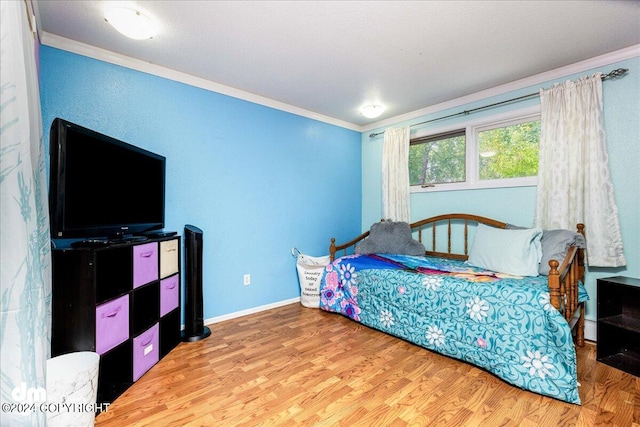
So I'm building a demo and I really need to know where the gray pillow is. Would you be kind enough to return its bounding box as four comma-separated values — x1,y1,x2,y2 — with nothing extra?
538,229,586,275
355,220,426,256
506,224,585,275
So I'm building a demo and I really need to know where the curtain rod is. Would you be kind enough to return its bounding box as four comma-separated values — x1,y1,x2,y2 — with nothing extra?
369,68,629,138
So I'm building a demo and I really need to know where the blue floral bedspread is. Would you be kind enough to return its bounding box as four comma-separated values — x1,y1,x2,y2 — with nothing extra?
319,254,588,404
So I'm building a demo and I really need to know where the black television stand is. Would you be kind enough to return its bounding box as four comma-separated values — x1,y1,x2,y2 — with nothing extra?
71,238,110,248
70,235,149,249
52,234,182,404
115,235,148,243
140,230,178,238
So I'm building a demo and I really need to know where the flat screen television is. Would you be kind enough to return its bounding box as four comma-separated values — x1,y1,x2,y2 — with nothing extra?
49,118,166,240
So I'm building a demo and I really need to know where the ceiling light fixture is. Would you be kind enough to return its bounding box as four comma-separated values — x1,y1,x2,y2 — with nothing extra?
104,7,157,40
360,104,385,119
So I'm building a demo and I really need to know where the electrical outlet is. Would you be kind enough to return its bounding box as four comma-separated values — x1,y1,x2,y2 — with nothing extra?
243,274,251,286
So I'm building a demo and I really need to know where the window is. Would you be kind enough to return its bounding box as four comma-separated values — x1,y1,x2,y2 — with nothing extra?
409,107,540,192
477,118,540,181
409,130,465,186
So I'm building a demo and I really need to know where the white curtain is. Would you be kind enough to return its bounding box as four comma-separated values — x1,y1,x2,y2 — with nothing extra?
535,73,626,267
382,127,411,222
1,1,52,426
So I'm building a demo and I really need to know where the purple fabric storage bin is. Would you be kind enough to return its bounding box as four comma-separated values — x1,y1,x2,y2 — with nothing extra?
133,323,159,381
95,295,129,354
133,242,158,288
160,275,179,317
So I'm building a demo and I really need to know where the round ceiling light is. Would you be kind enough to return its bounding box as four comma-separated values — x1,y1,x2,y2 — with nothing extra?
360,104,385,119
105,7,157,40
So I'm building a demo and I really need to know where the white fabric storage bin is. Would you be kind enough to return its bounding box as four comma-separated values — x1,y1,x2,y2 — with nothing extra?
160,239,179,278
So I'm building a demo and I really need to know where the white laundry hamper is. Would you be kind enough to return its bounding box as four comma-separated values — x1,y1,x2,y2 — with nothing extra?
46,351,100,427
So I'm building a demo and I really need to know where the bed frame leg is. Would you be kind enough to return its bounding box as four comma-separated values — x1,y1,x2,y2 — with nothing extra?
576,303,585,347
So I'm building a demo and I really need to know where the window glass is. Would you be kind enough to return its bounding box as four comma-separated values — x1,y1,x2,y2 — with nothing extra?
409,130,465,186
477,120,540,180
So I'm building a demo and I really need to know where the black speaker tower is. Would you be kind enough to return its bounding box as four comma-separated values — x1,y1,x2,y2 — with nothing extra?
181,225,211,342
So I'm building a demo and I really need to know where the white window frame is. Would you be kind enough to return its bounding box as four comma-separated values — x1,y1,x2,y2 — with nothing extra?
410,105,541,193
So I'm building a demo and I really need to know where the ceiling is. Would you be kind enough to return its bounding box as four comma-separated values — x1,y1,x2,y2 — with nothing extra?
35,1,640,130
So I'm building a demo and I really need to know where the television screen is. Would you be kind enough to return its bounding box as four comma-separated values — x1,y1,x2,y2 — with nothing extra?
49,118,165,240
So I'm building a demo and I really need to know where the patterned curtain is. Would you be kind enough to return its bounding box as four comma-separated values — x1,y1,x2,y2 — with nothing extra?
382,127,411,222
535,74,626,267
0,1,52,426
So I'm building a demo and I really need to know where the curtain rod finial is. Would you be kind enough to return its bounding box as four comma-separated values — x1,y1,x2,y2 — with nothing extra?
605,68,628,79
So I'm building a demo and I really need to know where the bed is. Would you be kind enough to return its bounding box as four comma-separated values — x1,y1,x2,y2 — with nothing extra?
320,213,587,404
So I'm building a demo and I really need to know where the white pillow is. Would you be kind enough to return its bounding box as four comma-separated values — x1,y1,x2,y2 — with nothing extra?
467,224,543,277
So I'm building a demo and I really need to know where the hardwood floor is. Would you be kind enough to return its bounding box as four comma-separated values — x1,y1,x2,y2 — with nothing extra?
95,303,639,426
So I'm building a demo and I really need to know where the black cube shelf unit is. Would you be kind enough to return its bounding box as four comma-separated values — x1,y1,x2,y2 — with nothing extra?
51,235,182,404
597,276,640,377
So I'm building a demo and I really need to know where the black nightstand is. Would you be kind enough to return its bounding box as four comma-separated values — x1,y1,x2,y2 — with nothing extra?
597,276,640,376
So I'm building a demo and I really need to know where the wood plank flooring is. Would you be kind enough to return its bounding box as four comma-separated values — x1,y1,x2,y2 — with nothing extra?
95,303,639,426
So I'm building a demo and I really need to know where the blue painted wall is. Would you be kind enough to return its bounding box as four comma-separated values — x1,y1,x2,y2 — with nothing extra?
39,46,362,319
362,56,640,322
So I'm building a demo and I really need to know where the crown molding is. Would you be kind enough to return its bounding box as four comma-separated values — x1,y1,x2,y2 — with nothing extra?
363,44,640,133
40,32,361,132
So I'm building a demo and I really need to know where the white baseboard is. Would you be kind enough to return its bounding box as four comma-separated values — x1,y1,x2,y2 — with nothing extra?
584,319,596,342
203,297,301,326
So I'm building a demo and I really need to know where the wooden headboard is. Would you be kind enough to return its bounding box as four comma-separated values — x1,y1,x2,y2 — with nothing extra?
330,213,507,262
